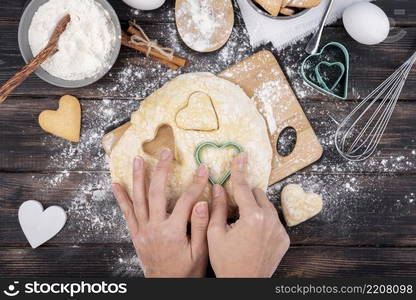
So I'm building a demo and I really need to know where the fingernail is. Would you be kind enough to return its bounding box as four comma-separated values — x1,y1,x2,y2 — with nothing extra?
134,156,143,170
197,165,207,177
213,184,222,198
236,153,247,171
195,201,208,217
160,149,171,160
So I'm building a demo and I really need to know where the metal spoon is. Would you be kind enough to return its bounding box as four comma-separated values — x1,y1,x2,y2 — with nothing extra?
305,0,334,54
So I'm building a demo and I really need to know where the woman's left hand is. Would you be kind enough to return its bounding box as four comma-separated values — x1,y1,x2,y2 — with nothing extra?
112,149,210,277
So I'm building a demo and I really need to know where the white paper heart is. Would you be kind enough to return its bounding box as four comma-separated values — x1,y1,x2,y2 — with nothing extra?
18,200,67,249
281,184,323,227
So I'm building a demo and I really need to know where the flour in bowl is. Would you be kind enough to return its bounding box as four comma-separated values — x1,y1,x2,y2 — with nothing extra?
28,0,116,80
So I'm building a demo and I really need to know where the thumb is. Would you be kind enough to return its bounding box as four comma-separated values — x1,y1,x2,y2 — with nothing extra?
208,185,228,233
191,201,209,257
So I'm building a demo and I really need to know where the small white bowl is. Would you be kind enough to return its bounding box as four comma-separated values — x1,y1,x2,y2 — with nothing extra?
18,0,121,88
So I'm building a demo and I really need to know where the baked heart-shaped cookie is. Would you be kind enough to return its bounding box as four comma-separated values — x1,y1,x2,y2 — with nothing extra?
175,91,218,131
281,184,323,226
38,95,81,142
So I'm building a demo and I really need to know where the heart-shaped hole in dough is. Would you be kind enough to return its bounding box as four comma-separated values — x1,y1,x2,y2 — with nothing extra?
143,124,177,161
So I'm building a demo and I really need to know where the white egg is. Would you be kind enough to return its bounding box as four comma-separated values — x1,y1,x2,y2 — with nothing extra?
343,2,390,45
122,0,166,11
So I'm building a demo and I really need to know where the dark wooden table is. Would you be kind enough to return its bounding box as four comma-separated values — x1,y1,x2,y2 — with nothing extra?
0,0,415,278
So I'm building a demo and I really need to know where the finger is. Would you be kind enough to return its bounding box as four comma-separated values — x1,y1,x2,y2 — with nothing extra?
132,156,148,222
208,184,228,234
190,201,209,258
230,153,259,216
170,165,208,227
252,188,274,209
144,164,150,196
112,183,139,238
252,188,284,228
148,149,173,221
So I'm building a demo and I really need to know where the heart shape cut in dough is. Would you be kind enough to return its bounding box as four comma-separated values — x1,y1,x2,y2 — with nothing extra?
176,91,219,131
18,200,67,249
281,184,323,227
38,95,81,142
195,142,243,185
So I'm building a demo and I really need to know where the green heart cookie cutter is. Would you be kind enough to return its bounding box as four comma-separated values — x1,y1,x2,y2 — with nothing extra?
194,141,244,185
301,42,349,99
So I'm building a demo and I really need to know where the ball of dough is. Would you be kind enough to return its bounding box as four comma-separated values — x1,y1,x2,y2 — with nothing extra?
110,73,272,215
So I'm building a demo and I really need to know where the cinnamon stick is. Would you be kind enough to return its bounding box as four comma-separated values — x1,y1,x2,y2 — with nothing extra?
153,56,180,70
121,32,179,70
126,26,188,68
0,15,71,103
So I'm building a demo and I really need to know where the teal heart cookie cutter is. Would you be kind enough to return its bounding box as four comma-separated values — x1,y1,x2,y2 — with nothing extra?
301,42,349,99
194,141,244,185
315,61,345,91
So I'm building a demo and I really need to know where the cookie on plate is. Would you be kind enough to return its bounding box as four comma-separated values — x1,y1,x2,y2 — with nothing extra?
255,0,283,17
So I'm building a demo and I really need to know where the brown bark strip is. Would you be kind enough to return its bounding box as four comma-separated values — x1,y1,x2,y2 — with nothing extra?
0,14,71,104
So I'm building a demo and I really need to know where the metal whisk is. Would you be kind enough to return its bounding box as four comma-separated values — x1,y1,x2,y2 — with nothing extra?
335,51,416,161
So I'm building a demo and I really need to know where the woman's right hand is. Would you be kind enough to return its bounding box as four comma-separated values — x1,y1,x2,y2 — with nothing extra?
207,153,290,278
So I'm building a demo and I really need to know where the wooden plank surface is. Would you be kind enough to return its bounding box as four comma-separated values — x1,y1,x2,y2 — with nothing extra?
0,26,416,100
0,245,415,278
1,172,415,246
0,98,414,173
1,0,415,26
0,0,415,278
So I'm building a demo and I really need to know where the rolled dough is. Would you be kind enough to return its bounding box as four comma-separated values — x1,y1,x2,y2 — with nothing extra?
110,73,272,215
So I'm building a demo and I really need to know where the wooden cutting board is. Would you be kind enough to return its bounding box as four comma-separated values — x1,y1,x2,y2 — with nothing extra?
102,50,323,185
